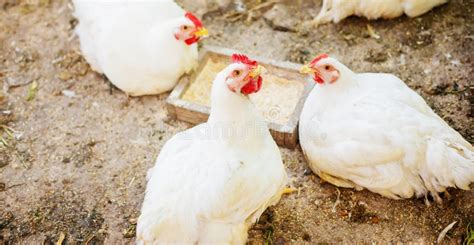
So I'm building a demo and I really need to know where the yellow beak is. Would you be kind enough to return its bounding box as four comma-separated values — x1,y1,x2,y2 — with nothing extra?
300,64,315,74
194,27,209,38
249,65,266,78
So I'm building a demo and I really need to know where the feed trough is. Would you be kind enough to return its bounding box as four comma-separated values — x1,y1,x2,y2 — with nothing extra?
166,46,313,148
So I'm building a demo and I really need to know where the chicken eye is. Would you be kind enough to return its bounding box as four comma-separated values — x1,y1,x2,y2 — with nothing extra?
233,70,241,76
183,25,189,30
325,65,330,70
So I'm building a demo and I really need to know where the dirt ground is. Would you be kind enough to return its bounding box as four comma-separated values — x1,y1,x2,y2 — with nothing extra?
1,0,473,244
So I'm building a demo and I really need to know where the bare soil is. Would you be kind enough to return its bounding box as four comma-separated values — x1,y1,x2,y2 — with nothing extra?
1,0,473,244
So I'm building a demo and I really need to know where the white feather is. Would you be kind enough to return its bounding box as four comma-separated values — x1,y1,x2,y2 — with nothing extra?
137,64,288,244
299,57,474,200
313,0,448,24
73,0,199,96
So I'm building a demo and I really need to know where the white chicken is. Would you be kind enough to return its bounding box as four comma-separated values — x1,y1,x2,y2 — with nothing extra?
73,0,208,96
299,54,473,202
310,0,448,25
137,54,288,244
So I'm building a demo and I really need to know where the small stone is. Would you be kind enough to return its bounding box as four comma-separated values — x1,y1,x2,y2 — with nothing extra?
338,209,349,217
370,216,381,224
365,49,388,63
425,82,449,95
263,4,297,32
62,90,76,98
274,237,286,245
302,232,311,241
58,71,73,81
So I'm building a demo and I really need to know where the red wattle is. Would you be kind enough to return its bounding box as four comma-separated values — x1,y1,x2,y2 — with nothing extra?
314,75,324,84
241,76,263,95
184,36,200,45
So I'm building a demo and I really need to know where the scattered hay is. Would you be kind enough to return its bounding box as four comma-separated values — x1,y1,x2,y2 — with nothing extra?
464,223,474,245
25,81,38,101
437,221,457,244
122,221,136,239
222,0,281,24
0,91,16,148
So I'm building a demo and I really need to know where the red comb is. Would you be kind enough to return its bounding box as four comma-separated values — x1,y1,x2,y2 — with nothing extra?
231,54,257,67
310,53,329,66
185,12,203,28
